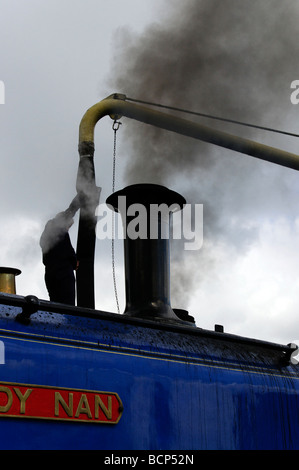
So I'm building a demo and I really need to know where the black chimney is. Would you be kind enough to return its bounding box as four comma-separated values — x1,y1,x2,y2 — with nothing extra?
106,183,194,325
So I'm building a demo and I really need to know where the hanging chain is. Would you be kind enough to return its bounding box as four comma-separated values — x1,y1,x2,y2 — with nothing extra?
112,120,122,314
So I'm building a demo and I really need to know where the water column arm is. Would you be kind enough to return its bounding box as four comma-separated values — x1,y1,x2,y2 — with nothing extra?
76,93,299,309
80,93,299,170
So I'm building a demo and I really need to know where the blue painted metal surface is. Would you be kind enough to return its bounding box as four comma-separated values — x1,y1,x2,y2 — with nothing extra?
0,293,299,450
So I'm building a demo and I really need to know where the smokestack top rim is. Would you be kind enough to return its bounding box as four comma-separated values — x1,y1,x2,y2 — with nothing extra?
0,267,21,276
106,183,186,213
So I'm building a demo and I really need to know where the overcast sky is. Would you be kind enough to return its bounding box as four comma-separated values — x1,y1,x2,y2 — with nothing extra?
1,0,299,349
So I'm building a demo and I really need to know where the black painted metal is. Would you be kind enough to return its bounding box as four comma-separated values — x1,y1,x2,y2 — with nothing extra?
107,184,191,324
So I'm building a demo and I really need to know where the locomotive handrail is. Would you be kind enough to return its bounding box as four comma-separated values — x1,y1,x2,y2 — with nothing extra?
1,292,295,360
76,93,299,309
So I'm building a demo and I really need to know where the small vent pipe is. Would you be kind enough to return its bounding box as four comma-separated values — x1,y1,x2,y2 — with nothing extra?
0,267,21,295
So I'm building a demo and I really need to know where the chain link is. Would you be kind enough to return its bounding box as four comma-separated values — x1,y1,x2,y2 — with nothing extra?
112,120,121,314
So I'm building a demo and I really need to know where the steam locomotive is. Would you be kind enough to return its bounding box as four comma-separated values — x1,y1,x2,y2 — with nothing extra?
0,94,299,450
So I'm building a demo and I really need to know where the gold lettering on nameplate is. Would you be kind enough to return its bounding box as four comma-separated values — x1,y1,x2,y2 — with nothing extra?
95,395,112,420
0,386,13,413
0,382,123,424
55,392,73,417
0,386,32,414
54,391,114,420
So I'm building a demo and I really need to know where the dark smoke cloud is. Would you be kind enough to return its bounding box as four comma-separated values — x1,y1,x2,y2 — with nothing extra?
109,0,299,309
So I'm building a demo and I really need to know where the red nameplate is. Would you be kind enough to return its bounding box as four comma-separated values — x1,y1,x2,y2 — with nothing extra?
0,381,123,424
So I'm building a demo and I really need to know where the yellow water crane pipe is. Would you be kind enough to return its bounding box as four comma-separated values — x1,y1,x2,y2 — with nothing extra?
76,93,299,309
80,93,299,170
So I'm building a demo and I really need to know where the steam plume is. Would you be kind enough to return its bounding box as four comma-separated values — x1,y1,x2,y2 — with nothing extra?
109,0,299,310
40,195,80,254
